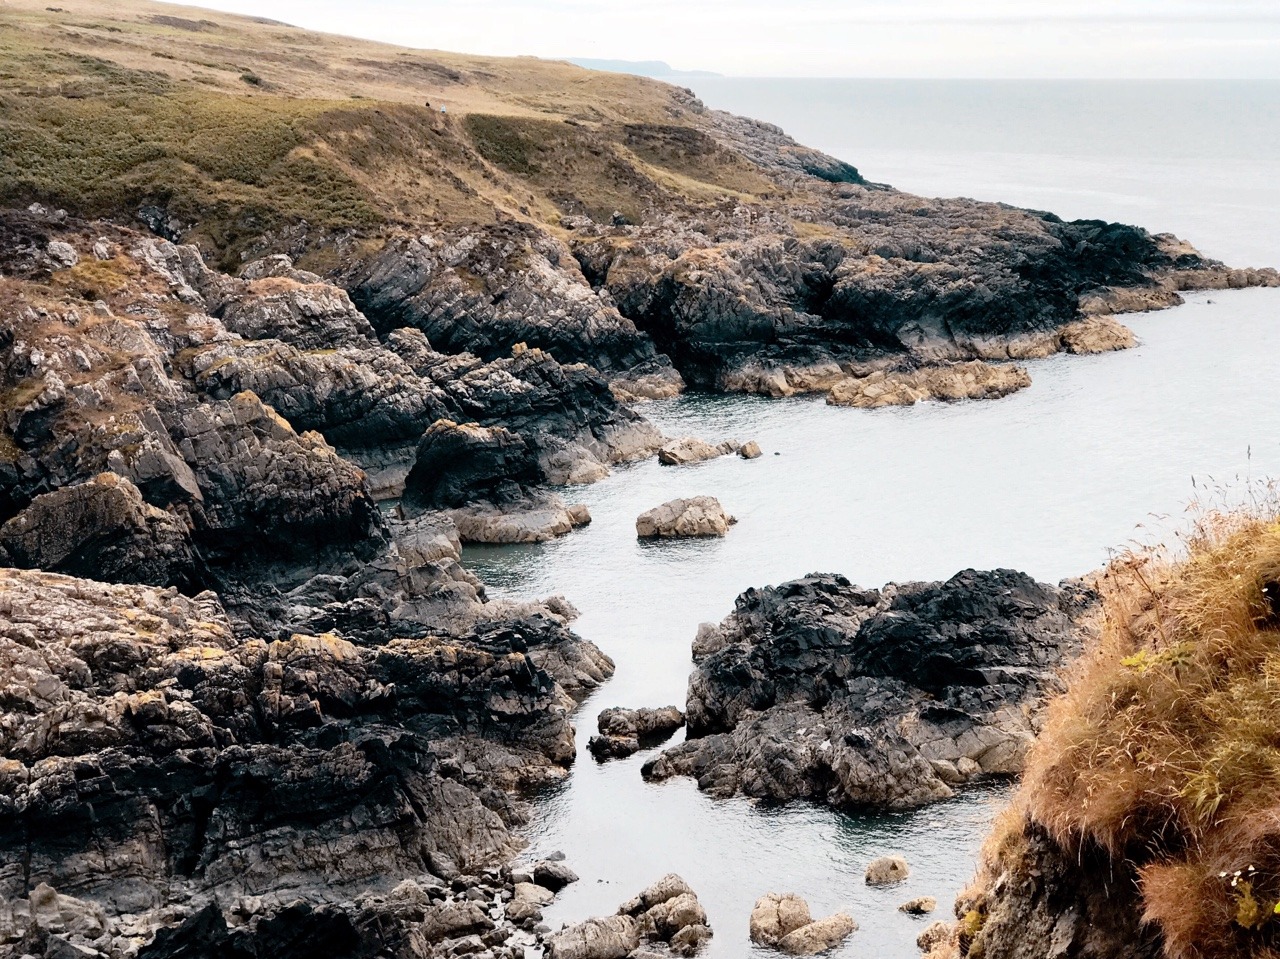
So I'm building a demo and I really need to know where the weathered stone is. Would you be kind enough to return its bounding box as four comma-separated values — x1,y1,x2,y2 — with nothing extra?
636,497,734,539
749,892,812,946
544,915,639,959
775,913,857,955
865,855,910,886
899,896,936,915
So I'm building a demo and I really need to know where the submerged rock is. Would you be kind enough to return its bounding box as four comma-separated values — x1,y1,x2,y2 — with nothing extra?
899,896,937,915
636,497,735,539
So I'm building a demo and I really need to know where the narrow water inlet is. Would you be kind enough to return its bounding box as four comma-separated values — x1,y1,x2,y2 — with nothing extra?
465,287,1280,957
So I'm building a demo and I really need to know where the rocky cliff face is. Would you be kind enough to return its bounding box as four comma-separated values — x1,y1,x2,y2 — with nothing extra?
643,571,1086,809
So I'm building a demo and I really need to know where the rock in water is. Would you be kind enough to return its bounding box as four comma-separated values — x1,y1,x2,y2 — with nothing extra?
750,893,813,946
776,912,857,955
545,915,641,959
588,705,685,759
739,440,763,459
658,436,740,465
865,855,910,885
644,570,1082,810
899,895,937,914
826,361,1031,408
636,497,735,538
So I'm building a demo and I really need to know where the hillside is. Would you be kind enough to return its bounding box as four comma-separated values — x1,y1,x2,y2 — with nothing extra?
3,0,1274,397
0,0,835,263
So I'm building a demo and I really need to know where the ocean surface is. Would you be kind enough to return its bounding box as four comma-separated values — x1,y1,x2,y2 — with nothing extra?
464,81,1280,958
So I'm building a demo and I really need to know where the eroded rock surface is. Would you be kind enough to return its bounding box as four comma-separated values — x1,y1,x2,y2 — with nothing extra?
826,361,1031,408
636,497,735,539
588,706,686,760
547,874,711,959
643,570,1084,809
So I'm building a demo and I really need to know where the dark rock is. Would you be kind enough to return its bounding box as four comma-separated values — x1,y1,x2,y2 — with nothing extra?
644,570,1083,809
0,472,204,591
403,420,541,511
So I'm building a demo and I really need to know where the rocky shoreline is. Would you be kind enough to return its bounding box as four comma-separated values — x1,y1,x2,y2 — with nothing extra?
2,6,1279,957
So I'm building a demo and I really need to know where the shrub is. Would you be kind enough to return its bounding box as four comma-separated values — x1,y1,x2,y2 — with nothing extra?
1015,501,1280,958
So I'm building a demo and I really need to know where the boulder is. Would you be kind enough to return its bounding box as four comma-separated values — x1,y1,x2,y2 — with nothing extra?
588,706,685,760
544,915,639,959
532,860,579,892
749,893,813,946
1058,316,1137,354
0,473,202,591
658,437,738,466
899,896,936,915
865,855,910,886
636,497,734,539
738,441,763,459
916,920,952,953
775,913,857,956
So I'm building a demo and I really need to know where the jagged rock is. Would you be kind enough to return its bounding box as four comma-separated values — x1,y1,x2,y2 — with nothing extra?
587,706,685,760
0,473,202,591
636,497,735,539
346,222,663,375
404,420,541,511
775,913,857,955
0,566,607,923
173,391,386,560
544,915,640,959
657,437,739,466
749,893,812,946
826,362,1031,408
644,570,1082,810
218,278,378,350
899,896,936,915
865,856,910,885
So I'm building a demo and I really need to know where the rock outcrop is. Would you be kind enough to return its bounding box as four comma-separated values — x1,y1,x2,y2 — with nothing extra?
865,855,910,886
588,706,686,760
636,497,735,539
826,361,1031,408
0,565,611,959
749,893,856,956
643,570,1084,809
546,874,711,959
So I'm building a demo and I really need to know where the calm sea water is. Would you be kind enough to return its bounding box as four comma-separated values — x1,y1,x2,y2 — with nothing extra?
465,81,1280,958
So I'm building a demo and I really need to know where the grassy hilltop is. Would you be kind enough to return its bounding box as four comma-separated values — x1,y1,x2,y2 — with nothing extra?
0,0,810,266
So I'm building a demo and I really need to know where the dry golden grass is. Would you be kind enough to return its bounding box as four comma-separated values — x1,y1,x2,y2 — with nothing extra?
0,0,784,265
1011,494,1280,958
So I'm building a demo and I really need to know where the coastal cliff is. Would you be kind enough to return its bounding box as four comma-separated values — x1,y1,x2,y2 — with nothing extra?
1,1,1279,957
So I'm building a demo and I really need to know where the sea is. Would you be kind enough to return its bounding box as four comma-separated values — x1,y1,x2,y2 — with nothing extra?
463,80,1280,958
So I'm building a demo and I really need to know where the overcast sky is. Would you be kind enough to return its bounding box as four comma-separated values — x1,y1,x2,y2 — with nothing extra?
174,0,1280,77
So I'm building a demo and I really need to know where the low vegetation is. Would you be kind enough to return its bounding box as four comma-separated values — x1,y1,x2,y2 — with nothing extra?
993,499,1280,958
0,0,783,267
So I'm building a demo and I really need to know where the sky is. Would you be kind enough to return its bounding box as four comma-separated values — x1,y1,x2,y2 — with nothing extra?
167,0,1280,78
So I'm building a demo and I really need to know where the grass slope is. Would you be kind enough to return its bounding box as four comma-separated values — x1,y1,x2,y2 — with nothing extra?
0,0,780,266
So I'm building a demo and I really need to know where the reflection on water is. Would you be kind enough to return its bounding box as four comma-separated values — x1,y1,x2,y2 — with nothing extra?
464,288,1280,957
